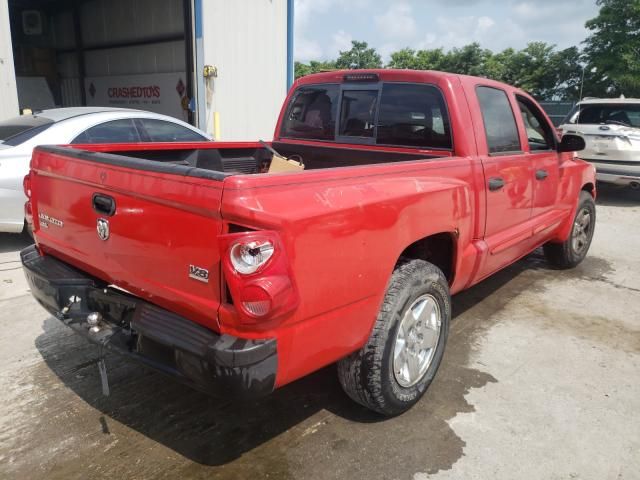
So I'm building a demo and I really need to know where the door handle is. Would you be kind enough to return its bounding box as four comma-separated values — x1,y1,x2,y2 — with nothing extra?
488,177,505,191
92,193,116,216
536,169,549,180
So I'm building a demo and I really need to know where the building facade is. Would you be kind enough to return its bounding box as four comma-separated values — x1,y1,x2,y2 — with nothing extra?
0,0,293,141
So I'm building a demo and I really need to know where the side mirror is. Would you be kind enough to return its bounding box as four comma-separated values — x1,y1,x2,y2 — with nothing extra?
557,134,585,153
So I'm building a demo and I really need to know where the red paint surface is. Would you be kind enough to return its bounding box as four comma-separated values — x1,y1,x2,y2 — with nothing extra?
29,70,596,389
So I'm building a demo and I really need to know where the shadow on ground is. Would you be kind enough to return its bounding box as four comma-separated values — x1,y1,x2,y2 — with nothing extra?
595,183,640,207
0,232,31,254
32,251,606,475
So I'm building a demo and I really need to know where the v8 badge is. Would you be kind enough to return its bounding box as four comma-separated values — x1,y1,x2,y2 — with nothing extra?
189,265,209,283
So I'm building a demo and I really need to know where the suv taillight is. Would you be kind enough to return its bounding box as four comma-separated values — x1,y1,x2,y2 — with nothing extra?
218,231,298,324
23,174,33,229
23,174,32,198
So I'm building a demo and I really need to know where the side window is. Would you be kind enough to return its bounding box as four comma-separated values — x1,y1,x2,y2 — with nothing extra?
72,119,140,144
516,97,555,151
339,90,378,138
280,85,339,141
377,83,452,149
138,119,207,142
476,86,521,154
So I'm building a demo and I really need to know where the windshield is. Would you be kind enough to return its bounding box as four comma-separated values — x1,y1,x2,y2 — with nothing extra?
0,115,54,146
563,103,640,128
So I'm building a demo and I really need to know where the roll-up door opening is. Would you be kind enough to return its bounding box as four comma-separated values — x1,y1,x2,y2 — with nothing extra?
8,0,195,124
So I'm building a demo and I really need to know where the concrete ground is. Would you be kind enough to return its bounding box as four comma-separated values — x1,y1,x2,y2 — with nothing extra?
0,184,638,480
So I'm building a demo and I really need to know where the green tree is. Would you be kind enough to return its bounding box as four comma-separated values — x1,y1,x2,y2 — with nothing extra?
441,43,492,77
483,48,516,83
335,41,383,69
509,42,559,98
294,60,337,79
415,48,448,71
482,43,582,100
387,47,448,70
546,47,583,100
295,35,598,100
387,48,421,69
583,0,640,96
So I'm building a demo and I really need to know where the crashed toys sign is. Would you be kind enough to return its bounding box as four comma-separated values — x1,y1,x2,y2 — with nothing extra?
85,72,188,119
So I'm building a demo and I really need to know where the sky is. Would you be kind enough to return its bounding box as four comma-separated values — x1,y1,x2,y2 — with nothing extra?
294,0,601,63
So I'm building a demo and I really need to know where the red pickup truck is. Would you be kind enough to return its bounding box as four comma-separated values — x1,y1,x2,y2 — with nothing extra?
22,70,595,415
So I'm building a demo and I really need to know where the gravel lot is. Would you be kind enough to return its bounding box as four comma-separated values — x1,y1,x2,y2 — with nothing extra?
1,184,638,480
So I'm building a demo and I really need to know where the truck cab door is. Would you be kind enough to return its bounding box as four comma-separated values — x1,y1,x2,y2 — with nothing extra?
473,86,534,279
515,96,562,240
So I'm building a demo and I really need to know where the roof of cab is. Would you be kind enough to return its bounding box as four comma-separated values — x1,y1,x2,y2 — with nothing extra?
294,68,525,94
296,69,454,86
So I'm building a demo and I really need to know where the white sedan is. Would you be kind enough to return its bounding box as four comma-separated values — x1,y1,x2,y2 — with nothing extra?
0,107,212,234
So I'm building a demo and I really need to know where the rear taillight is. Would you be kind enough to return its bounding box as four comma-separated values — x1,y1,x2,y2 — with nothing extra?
240,285,272,316
219,231,298,324
23,174,32,198
23,174,33,231
230,240,274,274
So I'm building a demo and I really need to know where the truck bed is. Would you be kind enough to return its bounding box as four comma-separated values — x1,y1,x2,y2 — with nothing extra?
60,141,448,175
28,141,451,335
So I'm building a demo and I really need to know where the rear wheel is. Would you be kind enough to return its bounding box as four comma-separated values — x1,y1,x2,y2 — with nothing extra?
337,259,450,416
543,191,595,269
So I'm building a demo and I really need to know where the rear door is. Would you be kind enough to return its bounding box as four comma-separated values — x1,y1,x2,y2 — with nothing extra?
473,85,533,278
30,145,225,331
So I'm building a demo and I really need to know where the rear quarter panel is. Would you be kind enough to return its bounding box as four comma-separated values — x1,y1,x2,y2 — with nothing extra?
221,158,480,386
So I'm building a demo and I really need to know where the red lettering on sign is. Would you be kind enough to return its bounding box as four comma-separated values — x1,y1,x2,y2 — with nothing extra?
107,86,161,99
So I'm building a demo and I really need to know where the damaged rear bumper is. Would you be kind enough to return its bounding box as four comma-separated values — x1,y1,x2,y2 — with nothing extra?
21,245,277,399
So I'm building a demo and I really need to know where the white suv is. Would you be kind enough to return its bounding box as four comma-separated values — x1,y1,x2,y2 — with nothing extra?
559,98,640,188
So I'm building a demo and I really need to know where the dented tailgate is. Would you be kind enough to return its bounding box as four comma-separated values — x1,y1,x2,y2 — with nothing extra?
29,146,225,331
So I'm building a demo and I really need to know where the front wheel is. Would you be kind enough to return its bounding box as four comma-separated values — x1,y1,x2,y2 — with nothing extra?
337,259,451,416
544,191,596,269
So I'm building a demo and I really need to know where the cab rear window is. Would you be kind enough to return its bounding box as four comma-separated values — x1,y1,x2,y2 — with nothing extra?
280,85,339,141
377,84,452,149
280,82,452,150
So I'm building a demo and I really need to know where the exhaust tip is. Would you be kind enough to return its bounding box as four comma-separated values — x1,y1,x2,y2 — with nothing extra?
629,182,640,190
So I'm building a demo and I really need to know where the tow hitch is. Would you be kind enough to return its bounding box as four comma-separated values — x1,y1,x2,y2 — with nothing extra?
22,245,279,400
55,293,135,397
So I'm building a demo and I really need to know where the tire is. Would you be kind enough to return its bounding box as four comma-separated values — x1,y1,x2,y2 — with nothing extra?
337,259,451,416
543,191,596,269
